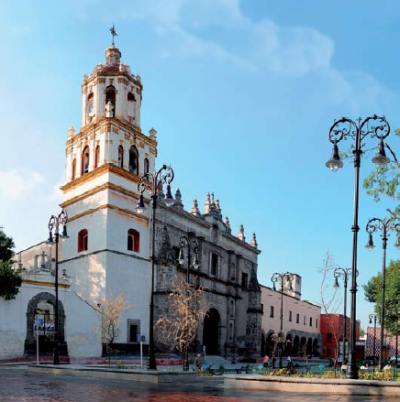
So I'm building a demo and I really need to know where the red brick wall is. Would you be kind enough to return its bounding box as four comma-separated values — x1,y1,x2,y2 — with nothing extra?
320,314,360,359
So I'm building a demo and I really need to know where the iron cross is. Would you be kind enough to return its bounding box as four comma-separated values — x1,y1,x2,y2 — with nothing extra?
110,24,118,47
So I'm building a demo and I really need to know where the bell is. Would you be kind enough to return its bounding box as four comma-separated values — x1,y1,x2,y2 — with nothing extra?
325,142,343,172
62,225,68,238
372,140,390,166
47,231,54,244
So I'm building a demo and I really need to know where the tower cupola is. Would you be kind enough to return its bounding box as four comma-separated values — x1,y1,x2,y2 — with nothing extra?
80,26,143,128
106,47,121,65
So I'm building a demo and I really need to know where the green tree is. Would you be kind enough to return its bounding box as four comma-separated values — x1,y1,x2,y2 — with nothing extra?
363,129,400,213
363,260,400,333
0,229,21,300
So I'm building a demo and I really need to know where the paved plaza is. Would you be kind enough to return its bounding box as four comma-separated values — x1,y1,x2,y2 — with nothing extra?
0,367,391,402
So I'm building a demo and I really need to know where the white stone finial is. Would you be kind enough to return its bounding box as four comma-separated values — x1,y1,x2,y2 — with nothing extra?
204,193,211,214
191,199,201,217
216,199,221,213
174,188,183,209
251,232,258,248
237,224,245,241
149,128,157,139
224,216,231,231
68,127,75,138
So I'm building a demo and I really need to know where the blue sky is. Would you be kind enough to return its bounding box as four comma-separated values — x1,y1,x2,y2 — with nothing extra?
1,0,400,329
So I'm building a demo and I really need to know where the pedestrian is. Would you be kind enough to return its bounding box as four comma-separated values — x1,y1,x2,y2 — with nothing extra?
262,354,270,369
341,359,348,374
195,353,202,373
287,355,293,371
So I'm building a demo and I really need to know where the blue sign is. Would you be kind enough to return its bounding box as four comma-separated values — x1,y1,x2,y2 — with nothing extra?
141,335,145,342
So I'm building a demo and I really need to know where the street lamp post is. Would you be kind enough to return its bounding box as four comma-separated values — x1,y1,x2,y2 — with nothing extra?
333,267,351,363
365,217,400,370
178,232,200,371
136,164,175,370
47,210,68,365
366,217,400,370
369,313,377,362
326,115,392,379
271,271,295,369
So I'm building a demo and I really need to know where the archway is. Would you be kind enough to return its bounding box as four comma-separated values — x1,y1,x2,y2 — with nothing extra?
312,338,319,357
285,333,293,356
306,338,313,356
203,308,221,355
292,335,300,356
261,332,266,356
24,292,68,356
300,337,307,356
265,331,276,357
203,308,220,355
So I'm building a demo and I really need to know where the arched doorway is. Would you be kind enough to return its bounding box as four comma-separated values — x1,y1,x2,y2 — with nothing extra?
300,337,307,356
261,332,266,356
312,338,319,357
293,335,300,356
306,338,313,356
203,308,220,355
264,331,276,357
285,334,293,356
24,292,68,356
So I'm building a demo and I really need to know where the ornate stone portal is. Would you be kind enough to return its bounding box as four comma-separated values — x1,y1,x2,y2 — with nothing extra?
24,292,67,356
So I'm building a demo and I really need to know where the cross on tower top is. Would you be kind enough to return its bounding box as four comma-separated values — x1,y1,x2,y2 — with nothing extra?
110,24,118,47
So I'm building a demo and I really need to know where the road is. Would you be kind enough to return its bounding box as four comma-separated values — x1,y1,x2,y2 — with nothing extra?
0,367,390,402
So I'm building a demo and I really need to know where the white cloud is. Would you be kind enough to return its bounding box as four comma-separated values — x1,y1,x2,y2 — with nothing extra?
73,0,334,75
0,170,45,200
48,178,65,202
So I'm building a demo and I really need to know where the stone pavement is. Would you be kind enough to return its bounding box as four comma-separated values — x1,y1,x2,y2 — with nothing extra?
0,367,389,401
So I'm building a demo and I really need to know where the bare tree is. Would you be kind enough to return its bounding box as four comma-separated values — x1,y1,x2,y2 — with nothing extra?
100,294,127,367
319,252,342,368
155,277,207,369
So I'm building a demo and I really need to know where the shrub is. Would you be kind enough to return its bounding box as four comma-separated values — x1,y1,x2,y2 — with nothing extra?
0,261,22,300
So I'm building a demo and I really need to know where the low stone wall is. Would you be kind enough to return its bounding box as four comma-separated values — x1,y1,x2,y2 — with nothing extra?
224,374,400,398
30,365,200,384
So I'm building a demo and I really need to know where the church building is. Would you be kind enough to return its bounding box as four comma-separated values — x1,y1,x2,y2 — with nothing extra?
0,39,263,360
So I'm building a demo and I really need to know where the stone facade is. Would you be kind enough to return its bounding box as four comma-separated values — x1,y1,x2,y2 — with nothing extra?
154,195,262,356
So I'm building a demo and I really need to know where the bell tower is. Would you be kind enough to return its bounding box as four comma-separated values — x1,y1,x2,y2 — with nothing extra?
59,30,156,345
81,45,143,128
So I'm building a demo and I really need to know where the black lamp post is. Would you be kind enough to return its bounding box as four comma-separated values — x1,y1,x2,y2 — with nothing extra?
47,210,68,365
326,115,392,379
369,313,377,362
178,232,199,371
333,267,351,363
136,164,175,370
271,271,295,369
396,305,399,367
365,217,400,370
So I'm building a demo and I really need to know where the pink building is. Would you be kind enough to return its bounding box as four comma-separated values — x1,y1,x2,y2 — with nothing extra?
366,326,399,360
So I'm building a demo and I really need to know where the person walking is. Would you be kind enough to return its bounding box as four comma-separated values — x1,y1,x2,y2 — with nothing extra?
195,353,202,373
263,354,270,369
287,355,293,371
